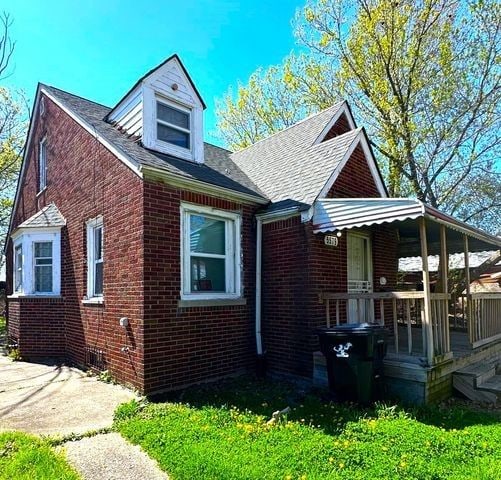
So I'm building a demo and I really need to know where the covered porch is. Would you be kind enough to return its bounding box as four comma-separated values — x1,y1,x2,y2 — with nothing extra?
313,198,501,403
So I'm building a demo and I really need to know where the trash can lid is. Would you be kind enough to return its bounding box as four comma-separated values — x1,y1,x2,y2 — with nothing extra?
317,323,386,334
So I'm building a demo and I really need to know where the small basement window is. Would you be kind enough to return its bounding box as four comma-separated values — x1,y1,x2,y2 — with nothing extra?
156,100,191,149
181,204,241,300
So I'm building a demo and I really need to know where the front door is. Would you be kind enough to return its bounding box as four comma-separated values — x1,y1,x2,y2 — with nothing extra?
347,232,373,323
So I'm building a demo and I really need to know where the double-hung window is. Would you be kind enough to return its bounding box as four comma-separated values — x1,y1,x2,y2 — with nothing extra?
156,100,191,150
34,241,53,293
14,244,23,292
86,217,104,299
181,204,241,300
39,138,47,192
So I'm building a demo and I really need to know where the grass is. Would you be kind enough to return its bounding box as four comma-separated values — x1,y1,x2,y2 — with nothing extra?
115,376,501,480
0,431,80,480
0,316,5,337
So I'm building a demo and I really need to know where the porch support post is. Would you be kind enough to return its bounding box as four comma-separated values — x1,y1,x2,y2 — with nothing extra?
439,225,448,294
440,225,450,354
419,217,434,365
463,234,472,343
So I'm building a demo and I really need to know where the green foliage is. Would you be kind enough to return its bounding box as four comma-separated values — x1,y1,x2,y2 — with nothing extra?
0,316,5,336
7,347,21,361
217,0,501,232
0,431,80,480
116,377,501,480
97,369,114,383
0,87,25,248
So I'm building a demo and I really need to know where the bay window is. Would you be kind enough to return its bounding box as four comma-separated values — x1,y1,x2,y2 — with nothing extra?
11,231,61,296
181,204,241,300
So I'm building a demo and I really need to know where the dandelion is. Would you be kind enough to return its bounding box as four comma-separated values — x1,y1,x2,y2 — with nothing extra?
400,462,407,468
328,457,334,463
382,446,388,451
339,463,345,469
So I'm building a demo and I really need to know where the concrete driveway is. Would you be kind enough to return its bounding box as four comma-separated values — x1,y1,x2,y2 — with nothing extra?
0,355,137,436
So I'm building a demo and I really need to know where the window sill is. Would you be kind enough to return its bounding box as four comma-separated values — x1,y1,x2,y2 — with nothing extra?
82,297,104,306
8,294,62,300
178,297,247,308
36,187,47,197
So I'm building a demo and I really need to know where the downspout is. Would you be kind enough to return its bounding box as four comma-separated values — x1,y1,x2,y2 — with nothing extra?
255,217,263,356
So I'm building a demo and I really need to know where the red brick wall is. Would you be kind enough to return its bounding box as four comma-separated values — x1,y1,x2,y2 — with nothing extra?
261,143,398,379
141,182,259,394
261,215,311,377
7,94,145,390
322,113,352,141
328,144,381,198
8,297,65,356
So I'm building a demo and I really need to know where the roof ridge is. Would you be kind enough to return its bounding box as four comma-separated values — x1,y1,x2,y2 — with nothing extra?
40,83,112,110
231,101,345,156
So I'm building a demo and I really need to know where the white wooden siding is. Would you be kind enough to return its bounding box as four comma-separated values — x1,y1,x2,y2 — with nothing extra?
108,88,143,137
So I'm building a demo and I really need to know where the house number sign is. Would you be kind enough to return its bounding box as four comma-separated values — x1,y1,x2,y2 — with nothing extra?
324,235,339,247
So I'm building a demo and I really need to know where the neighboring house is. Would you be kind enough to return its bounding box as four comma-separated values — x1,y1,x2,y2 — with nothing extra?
399,252,501,293
6,55,501,403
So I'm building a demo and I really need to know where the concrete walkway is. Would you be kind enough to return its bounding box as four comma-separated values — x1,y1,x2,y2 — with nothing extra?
0,355,135,435
0,355,168,479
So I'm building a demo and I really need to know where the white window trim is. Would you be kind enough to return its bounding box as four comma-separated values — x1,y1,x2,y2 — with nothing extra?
156,98,191,151
38,137,47,193
86,216,104,301
180,203,242,301
13,241,23,293
10,228,61,296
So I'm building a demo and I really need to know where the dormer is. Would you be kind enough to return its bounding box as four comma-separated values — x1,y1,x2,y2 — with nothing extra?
106,55,206,163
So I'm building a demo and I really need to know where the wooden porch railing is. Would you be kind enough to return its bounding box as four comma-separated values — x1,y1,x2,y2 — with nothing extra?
318,291,452,365
460,293,501,348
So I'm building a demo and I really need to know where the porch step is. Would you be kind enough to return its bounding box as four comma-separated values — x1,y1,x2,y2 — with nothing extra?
477,375,501,397
452,360,498,404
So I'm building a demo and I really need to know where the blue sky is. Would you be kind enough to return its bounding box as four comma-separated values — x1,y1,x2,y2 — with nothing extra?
4,0,303,145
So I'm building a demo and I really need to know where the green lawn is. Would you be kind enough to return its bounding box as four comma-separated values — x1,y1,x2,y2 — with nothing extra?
115,376,501,480
0,431,79,480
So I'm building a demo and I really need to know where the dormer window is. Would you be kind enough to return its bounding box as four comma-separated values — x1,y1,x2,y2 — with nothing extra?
156,100,191,150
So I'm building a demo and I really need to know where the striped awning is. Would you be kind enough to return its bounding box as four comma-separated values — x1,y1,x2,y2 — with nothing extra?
312,198,501,251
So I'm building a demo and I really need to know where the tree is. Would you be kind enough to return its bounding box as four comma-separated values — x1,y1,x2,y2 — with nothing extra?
217,0,501,233
0,13,25,257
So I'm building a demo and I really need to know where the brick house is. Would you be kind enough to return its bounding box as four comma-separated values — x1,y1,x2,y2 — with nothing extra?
6,55,501,402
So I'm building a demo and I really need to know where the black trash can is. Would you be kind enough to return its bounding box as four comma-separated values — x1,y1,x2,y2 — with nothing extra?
317,323,388,404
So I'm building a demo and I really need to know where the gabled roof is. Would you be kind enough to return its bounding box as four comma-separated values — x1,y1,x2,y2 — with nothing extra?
40,84,266,201
108,54,206,116
17,203,66,229
231,101,386,206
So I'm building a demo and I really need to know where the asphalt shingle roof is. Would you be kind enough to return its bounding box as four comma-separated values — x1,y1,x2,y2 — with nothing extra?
41,85,360,211
41,85,266,200
231,102,360,205
18,203,66,229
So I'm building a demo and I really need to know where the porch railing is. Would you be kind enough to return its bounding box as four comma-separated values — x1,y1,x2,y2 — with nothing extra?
459,293,501,348
318,291,451,365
